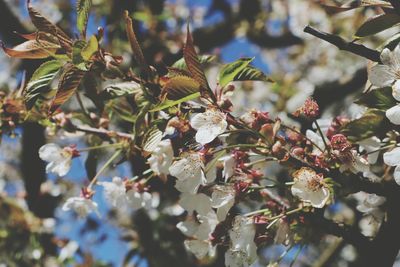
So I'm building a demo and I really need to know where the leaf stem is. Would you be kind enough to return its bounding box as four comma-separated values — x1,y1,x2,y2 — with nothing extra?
88,149,123,189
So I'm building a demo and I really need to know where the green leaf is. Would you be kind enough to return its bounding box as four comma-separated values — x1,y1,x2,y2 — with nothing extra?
81,35,98,61
24,60,62,109
355,87,397,110
234,65,273,83
150,92,200,112
142,127,163,152
72,40,88,71
355,13,400,37
49,64,85,114
340,109,388,141
218,58,253,88
99,81,142,100
172,55,215,69
77,0,92,37
162,75,201,100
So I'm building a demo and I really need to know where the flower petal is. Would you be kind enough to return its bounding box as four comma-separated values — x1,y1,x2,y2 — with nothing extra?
386,104,400,125
384,147,400,166
369,64,396,88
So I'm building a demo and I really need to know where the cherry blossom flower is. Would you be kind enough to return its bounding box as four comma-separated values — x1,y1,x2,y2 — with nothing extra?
62,196,99,217
225,216,258,267
190,109,228,145
220,154,236,182
184,239,216,259
383,147,400,185
147,139,174,177
39,143,77,176
169,152,216,194
178,192,212,216
211,185,236,221
98,177,127,208
291,167,330,208
126,187,153,209
358,137,381,164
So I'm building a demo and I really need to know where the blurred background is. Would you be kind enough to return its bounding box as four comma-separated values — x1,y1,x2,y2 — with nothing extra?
0,0,398,266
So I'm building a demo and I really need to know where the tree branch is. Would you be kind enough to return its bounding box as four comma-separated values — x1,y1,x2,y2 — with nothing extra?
304,26,381,63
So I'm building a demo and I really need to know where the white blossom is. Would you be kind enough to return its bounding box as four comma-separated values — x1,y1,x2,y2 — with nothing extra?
39,143,73,176
383,147,400,185
126,189,152,209
98,177,127,208
62,196,99,217
190,109,228,145
169,152,216,194
358,137,381,164
220,155,236,182
211,185,236,221
178,192,212,216
184,239,216,259
291,167,330,208
306,129,327,155
148,139,174,177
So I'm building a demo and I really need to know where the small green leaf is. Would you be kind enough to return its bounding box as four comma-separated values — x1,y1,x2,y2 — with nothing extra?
172,55,215,69
234,65,273,83
341,109,388,141
81,35,98,61
72,40,88,71
150,92,200,112
162,75,201,100
77,0,92,37
355,13,400,37
218,58,253,88
355,87,397,110
100,81,142,100
24,60,62,109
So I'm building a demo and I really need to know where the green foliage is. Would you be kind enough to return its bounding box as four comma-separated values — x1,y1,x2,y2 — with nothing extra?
355,13,400,37
355,87,397,110
172,55,215,70
77,0,92,37
218,58,254,87
100,82,142,100
24,60,62,109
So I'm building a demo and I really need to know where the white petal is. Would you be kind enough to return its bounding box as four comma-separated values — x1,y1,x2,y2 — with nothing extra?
39,143,63,161
178,193,212,216
190,112,209,130
369,64,396,87
46,158,71,176
175,175,205,194
394,165,400,185
393,80,400,101
176,220,199,237
184,240,212,259
386,105,400,125
308,188,330,208
383,147,400,166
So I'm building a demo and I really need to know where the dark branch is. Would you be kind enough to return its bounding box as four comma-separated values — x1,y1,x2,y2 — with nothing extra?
304,26,381,63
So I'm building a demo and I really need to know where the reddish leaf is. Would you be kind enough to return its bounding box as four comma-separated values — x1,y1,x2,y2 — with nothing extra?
123,11,150,76
49,65,85,114
183,24,215,101
162,75,201,100
1,39,59,59
27,0,72,53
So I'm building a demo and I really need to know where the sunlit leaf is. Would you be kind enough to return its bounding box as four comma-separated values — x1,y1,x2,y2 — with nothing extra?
81,35,98,61
218,58,253,87
172,55,215,69
24,60,62,109
100,81,142,100
234,65,273,83
162,75,201,100
142,127,163,152
72,40,88,70
1,40,59,59
49,65,85,114
77,0,92,37
355,13,400,37
150,92,200,112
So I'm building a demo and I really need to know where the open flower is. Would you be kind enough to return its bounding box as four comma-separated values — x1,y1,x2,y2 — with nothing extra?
383,147,400,185
190,109,228,145
169,152,216,194
148,139,174,177
98,177,127,208
39,143,77,176
62,196,99,217
291,167,330,208
211,185,236,221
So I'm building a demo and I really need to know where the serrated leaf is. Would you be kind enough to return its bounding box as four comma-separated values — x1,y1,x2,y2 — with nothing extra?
184,24,214,100
355,87,397,110
123,11,150,77
100,81,142,100
218,58,253,87
1,40,59,59
150,92,200,112
28,1,72,52
234,65,273,83
81,35,98,60
49,65,85,114
77,0,92,37
341,109,387,141
143,127,163,152
162,75,201,100
172,55,215,69
355,13,400,37
24,60,62,109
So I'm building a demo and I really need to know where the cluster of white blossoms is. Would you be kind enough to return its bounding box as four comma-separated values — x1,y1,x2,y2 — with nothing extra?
383,147,400,185
370,45,400,124
39,143,75,176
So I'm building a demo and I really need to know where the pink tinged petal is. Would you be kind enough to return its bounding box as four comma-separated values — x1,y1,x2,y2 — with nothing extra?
393,80,400,101
394,165,400,185
383,147,400,166
386,105,400,125
369,64,396,87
